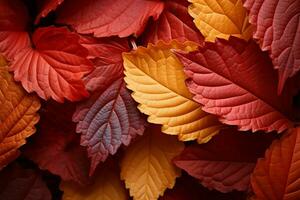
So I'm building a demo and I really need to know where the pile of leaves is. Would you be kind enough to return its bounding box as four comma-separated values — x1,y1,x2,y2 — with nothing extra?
0,0,299,199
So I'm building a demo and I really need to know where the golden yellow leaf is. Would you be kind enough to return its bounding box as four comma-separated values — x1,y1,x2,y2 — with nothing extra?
123,41,222,143
188,0,252,42
61,163,127,200
120,126,184,200
0,55,40,169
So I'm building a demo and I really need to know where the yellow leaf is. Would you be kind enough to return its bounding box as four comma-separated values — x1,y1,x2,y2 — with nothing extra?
0,55,40,169
123,41,222,143
61,163,127,200
120,126,184,200
188,0,252,42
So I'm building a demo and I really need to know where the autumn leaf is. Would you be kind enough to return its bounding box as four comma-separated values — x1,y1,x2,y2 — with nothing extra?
176,37,293,133
24,102,90,185
56,0,164,37
0,56,40,170
79,36,130,92
174,128,276,193
60,161,128,200
9,27,94,102
0,0,31,60
188,0,252,42
123,40,222,143
251,128,300,200
35,0,64,24
141,0,204,44
73,77,145,175
244,0,300,94
0,164,51,200
120,125,184,200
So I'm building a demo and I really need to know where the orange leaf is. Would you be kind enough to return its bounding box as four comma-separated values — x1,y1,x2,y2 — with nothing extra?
0,55,40,170
251,128,300,199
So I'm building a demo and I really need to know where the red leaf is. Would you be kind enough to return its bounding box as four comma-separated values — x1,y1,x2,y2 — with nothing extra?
251,128,300,200
176,37,293,133
160,174,247,200
244,0,300,93
24,101,90,185
56,0,164,37
174,128,275,192
35,0,65,24
142,0,204,44
0,0,31,60
79,36,130,92
9,27,94,102
0,164,51,200
73,77,146,175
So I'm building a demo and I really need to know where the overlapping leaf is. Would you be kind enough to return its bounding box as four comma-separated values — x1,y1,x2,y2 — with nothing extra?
142,0,204,44
120,125,184,200
244,0,300,93
123,41,222,143
0,0,31,60
10,27,94,102
251,128,300,200
56,0,164,37
35,0,65,24
0,164,51,200
73,77,145,175
176,37,293,133
188,0,252,42
61,161,127,200
0,56,40,170
79,36,130,92
174,128,276,192
24,102,90,185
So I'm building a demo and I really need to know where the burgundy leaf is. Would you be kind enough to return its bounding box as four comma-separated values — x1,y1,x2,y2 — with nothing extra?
0,164,51,200
79,36,130,92
24,102,90,185
73,77,146,175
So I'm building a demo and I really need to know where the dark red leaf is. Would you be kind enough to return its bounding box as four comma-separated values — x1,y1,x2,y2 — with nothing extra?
79,36,130,92
9,27,94,102
73,77,146,175
56,0,164,37
160,174,247,200
244,0,300,93
174,128,276,192
176,37,293,133
24,102,90,185
142,0,204,44
0,164,51,200
0,0,31,60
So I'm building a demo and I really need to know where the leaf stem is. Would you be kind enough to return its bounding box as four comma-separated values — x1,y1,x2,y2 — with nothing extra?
130,39,137,50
